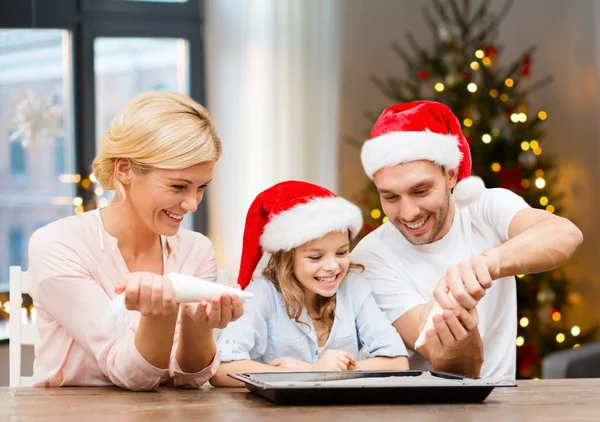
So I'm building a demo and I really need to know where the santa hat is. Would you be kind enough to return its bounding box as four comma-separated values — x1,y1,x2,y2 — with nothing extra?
237,180,363,289
360,100,485,207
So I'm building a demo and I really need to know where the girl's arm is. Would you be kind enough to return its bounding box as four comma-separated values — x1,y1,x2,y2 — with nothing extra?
352,356,409,371
353,279,410,369
210,359,306,387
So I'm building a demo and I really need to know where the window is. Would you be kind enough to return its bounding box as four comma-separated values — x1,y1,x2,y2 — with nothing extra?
93,37,191,231
0,28,75,291
0,0,206,295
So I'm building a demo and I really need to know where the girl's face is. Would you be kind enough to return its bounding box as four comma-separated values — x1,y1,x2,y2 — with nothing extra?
293,231,350,300
122,160,216,237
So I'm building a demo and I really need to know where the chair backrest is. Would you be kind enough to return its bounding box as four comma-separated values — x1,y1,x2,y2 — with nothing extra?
9,266,38,388
542,341,600,379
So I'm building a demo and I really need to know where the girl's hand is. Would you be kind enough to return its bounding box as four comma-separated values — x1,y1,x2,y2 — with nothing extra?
115,272,178,316
182,293,244,329
312,349,356,371
269,357,313,370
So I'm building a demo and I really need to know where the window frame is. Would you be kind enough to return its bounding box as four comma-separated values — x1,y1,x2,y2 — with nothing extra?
0,0,208,233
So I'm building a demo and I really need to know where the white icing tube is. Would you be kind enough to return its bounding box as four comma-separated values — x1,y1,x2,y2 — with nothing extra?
414,293,458,350
102,273,253,338
168,273,253,301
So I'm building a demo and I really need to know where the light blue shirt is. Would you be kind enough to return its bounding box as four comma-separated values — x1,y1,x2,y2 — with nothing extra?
217,271,408,364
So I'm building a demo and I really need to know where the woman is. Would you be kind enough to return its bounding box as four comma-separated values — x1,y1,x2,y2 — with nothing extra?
27,92,242,391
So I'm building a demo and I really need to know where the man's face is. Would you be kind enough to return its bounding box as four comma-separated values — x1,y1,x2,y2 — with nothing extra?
373,160,457,245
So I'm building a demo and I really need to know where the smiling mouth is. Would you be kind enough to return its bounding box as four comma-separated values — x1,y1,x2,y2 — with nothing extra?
315,274,339,285
402,216,429,232
163,209,184,221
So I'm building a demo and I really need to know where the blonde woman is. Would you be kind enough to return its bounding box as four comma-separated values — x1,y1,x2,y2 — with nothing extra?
210,181,409,387
27,92,243,391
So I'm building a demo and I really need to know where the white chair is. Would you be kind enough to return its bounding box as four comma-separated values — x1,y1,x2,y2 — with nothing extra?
9,266,38,388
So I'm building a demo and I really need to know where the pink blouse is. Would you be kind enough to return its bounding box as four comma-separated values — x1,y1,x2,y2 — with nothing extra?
27,210,220,390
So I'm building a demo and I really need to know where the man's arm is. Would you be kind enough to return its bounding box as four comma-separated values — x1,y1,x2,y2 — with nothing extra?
393,301,483,377
485,208,583,279
435,208,583,310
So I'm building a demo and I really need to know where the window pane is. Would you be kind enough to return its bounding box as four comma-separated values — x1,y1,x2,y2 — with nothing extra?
0,29,75,285
94,37,193,229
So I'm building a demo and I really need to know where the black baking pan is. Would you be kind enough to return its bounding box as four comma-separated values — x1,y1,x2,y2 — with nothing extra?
229,370,515,405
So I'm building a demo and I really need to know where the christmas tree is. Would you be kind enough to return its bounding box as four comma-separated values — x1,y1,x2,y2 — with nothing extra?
356,0,596,378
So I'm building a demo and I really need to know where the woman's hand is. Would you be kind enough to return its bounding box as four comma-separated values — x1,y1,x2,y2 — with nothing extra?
115,272,178,316
182,293,244,329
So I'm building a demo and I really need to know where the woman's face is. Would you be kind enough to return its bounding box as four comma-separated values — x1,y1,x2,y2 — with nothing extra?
124,160,216,236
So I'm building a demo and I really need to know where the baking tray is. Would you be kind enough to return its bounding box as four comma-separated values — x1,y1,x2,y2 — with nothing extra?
229,370,515,405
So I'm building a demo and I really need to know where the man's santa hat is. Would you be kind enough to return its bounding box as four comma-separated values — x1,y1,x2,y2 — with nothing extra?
237,180,363,289
361,100,485,206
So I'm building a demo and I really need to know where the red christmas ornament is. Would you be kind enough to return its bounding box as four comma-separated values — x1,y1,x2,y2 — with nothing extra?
484,45,498,58
521,55,532,77
517,341,540,377
462,71,472,80
497,166,524,192
418,70,430,80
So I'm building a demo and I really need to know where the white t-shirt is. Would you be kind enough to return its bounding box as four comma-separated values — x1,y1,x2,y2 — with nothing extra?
351,188,529,379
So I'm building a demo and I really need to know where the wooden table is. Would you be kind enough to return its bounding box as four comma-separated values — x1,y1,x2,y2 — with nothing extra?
0,378,598,421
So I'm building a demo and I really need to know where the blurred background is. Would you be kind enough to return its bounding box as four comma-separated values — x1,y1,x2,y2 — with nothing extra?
0,0,598,383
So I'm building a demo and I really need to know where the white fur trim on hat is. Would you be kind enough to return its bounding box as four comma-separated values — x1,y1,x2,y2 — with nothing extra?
260,197,363,252
361,130,462,179
452,176,486,207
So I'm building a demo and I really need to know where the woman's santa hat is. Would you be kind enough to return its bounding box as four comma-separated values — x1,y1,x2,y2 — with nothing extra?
238,180,363,289
360,100,485,206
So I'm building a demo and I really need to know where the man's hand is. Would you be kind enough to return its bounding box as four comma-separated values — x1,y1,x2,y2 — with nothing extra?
417,300,484,376
433,251,500,310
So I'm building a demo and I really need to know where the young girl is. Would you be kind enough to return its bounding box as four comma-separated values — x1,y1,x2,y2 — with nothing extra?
210,181,409,387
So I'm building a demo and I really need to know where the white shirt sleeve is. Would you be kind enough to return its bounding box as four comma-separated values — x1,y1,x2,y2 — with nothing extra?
471,188,530,241
351,246,425,325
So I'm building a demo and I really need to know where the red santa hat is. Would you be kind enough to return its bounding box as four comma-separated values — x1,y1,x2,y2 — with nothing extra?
237,180,363,289
360,100,485,206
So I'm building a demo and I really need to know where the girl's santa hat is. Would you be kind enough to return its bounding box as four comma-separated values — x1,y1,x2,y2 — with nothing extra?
238,180,363,289
360,100,485,206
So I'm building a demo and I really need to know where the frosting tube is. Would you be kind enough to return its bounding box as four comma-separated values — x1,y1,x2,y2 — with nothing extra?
103,273,253,338
414,293,458,350
168,273,253,302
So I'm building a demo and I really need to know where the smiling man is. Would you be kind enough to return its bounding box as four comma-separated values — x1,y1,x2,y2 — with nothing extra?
351,100,583,379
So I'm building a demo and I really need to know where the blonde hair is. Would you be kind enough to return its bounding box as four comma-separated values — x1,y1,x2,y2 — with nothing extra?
262,249,364,340
92,91,222,201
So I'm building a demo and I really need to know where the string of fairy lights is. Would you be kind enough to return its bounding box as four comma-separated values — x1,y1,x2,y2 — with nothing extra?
367,47,582,351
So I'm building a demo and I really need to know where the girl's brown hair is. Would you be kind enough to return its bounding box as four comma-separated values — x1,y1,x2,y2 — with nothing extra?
262,247,364,339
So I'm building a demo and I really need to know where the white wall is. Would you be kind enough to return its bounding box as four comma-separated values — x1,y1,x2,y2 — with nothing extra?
338,0,600,330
